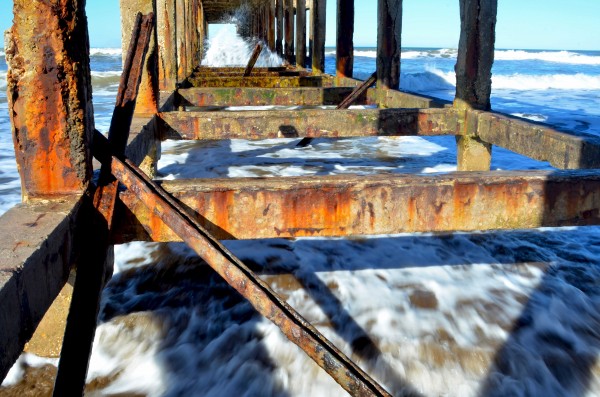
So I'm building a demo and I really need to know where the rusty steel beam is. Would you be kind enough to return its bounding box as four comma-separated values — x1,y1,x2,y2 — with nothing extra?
471,110,600,170
187,75,331,88
92,131,392,397
244,43,263,77
54,13,155,396
176,87,361,107
113,170,600,243
158,108,458,140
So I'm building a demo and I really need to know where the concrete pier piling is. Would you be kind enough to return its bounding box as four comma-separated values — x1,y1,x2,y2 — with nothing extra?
1,0,599,395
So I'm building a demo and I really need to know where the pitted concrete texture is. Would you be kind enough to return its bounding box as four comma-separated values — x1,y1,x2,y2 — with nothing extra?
0,197,84,382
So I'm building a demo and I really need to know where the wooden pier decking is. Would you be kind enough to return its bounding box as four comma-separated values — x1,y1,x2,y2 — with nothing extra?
1,0,600,395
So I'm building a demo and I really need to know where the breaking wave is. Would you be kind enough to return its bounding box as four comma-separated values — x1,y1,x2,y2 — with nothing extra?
402,68,600,91
202,28,283,67
90,48,122,56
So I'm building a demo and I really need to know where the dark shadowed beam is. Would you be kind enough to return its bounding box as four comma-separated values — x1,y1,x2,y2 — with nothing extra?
284,0,295,64
276,0,284,55
268,0,276,50
454,0,497,171
336,0,354,77
376,0,402,90
311,0,326,73
114,170,600,242
158,108,458,140
296,0,307,67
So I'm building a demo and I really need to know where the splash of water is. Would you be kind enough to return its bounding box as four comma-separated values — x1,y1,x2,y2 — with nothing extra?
202,28,283,68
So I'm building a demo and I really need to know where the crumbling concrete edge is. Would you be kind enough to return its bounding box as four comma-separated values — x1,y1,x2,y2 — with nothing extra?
0,196,84,382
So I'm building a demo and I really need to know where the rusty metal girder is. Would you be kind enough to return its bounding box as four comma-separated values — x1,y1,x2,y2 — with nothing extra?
158,108,458,140
92,130,392,397
113,171,600,243
177,87,361,107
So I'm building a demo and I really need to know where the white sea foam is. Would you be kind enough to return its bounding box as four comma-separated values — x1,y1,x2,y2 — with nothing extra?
495,49,600,65
493,73,600,90
403,68,600,91
202,28,283,67
90,47,122,56
0,71,7,90
2,354,58,387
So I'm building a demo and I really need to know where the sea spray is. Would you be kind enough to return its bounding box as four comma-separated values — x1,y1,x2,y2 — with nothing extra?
202,27,282,67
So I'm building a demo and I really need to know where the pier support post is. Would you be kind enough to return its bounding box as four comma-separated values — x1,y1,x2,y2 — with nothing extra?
454,0,497,171
276,0,284,56
6,0,94,200
268,1,276,50
336,0,354,78
284,0,295,64
311,0,326,74
377,0,402,90
296,0,307,67
157,0,178,91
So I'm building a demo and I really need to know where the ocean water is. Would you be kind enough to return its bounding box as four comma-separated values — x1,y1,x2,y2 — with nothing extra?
2,31,600,396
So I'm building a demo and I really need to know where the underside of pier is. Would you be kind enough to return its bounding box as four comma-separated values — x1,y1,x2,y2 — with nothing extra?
1,0,599,395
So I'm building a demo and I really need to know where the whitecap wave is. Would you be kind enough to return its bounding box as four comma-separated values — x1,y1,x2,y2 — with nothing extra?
495,49,600,65
401,68,600,91
0,50,5,57
493,73,600,90
90,48,122,56
0,71,7,91
91,70,122,86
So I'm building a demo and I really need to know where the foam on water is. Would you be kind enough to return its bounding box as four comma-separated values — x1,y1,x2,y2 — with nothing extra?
202,27,282,67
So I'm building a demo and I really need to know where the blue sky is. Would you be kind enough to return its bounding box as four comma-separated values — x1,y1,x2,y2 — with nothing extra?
1,0,599,50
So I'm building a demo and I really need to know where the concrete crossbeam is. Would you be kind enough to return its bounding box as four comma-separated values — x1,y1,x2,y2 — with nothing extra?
158,108,458,140
113,171,600,243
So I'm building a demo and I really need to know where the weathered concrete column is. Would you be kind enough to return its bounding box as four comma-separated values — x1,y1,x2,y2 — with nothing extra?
296,0,307,67
157,0,178,91
284,0,295,64
376,0,402,90
311,0,326,74
5,0,94,201
454,0,497,171
120,0,159,114
276,0,284,56
336,0,354,77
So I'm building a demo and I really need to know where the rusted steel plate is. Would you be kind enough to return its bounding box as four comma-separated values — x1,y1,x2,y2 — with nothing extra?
177,87,360,107
113,171,600,243
473,111,600,169
158,108,458,140
187,75,331,88
93,131,392,397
